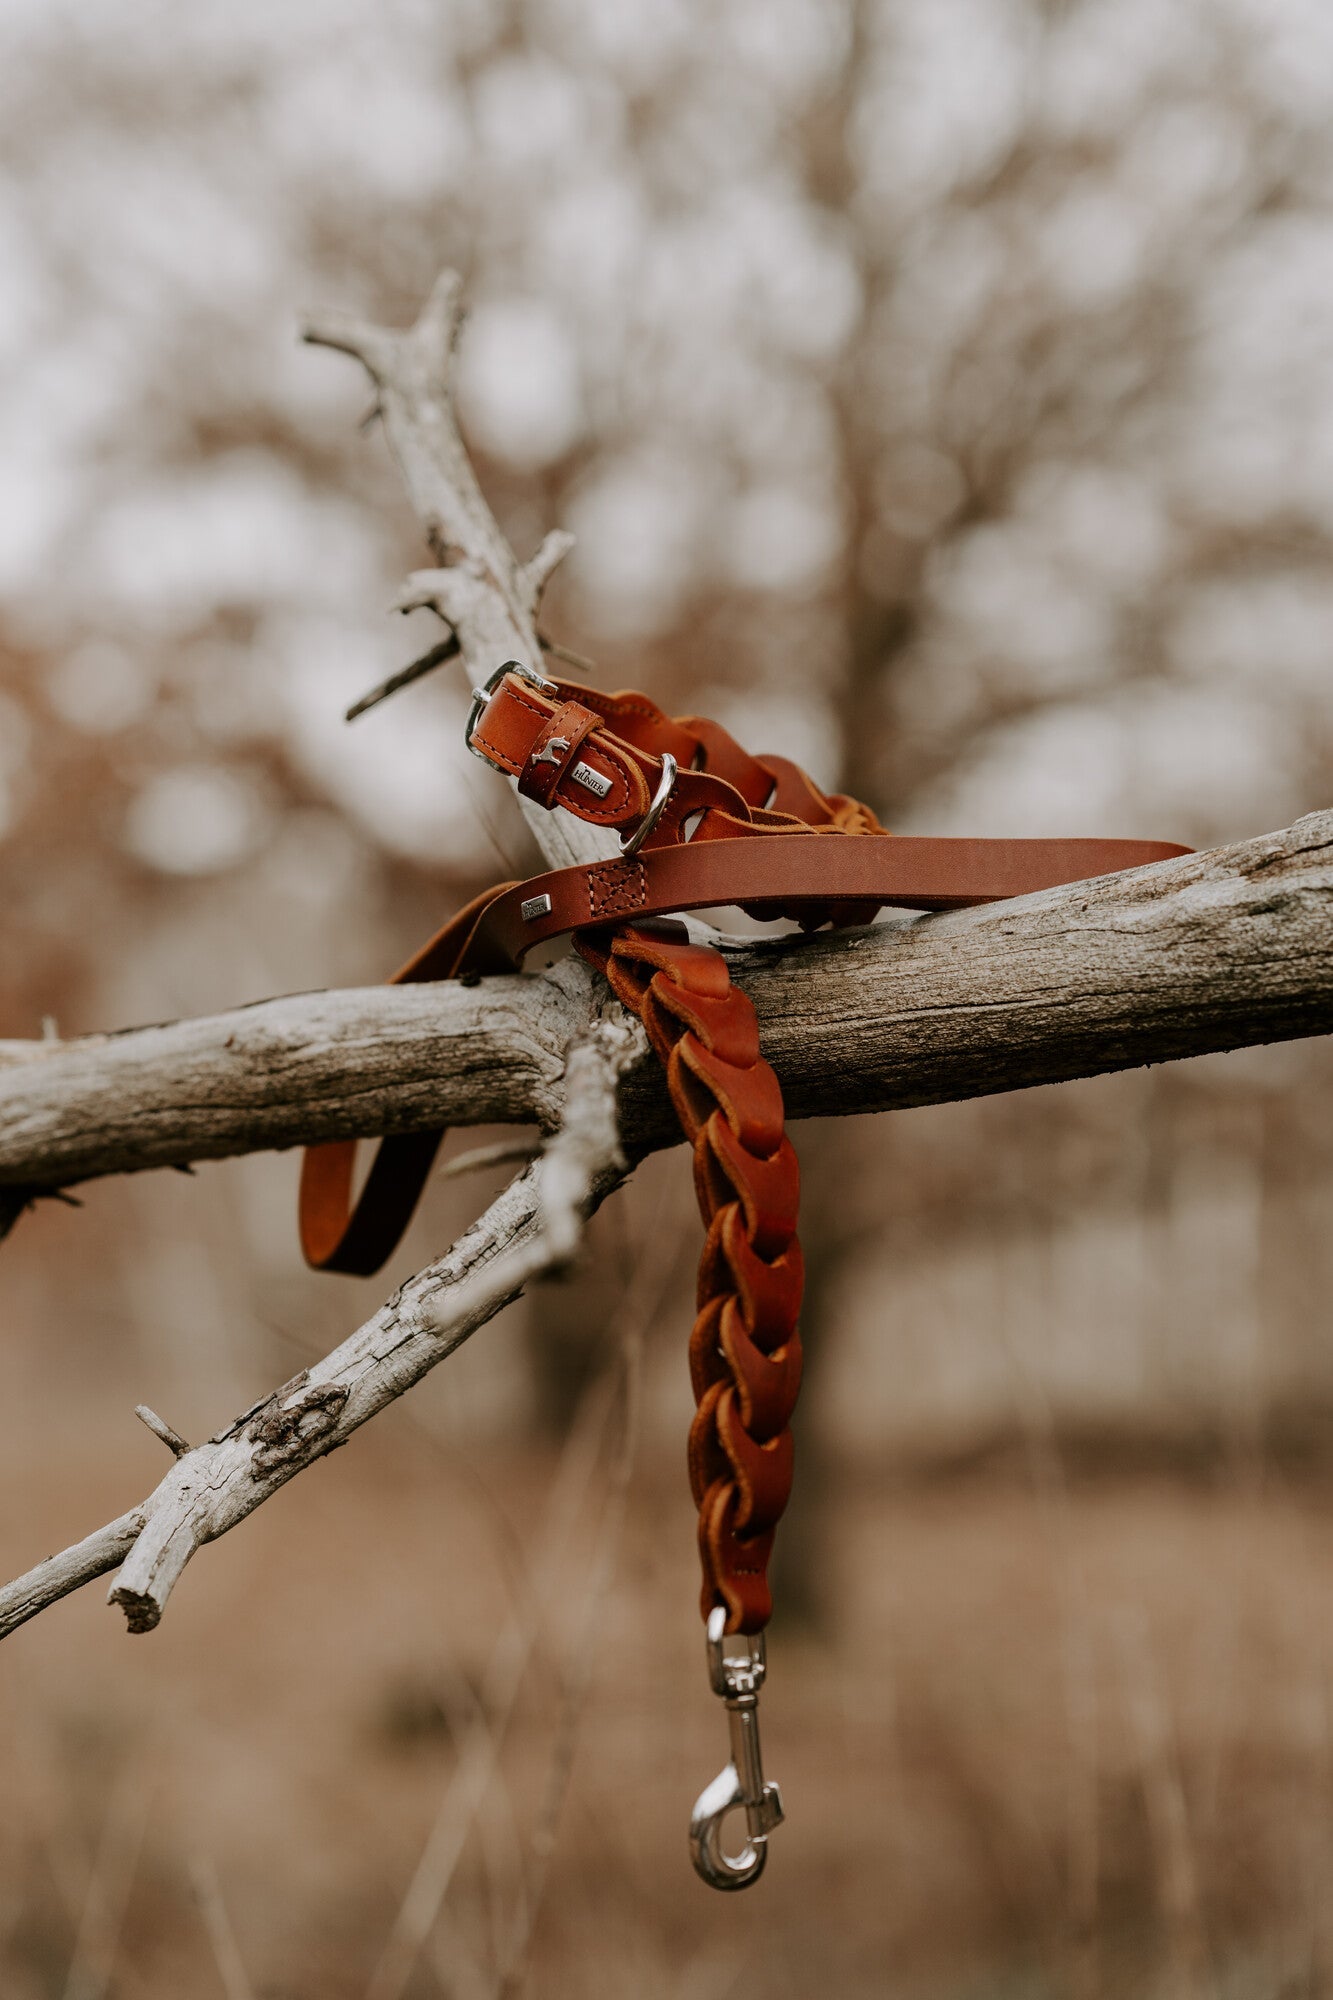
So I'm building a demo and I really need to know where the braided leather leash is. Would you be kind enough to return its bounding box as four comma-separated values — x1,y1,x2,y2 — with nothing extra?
299,658,1189,1889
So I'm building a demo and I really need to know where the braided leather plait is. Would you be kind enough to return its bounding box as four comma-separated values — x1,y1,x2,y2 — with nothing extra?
576,921,803,1636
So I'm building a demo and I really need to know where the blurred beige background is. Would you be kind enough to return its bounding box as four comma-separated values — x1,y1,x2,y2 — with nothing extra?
3,2,1333,1995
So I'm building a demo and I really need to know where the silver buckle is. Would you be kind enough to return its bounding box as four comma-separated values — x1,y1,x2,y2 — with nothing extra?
464,658,558,768
620,752,677,859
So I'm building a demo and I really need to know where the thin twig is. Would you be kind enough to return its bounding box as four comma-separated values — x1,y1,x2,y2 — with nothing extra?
441,1140,542,1181
0,1512,147,1635
536,633,596,675
302,269,609,879
134,1405,191,1459
345,634,460,721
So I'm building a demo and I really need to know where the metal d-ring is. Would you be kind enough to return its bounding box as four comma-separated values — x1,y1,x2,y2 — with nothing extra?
464,658,557,767
689,1606,785,1891
620,752,678,860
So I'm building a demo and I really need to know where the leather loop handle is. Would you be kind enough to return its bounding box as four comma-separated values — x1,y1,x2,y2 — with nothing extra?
298,883,517,1275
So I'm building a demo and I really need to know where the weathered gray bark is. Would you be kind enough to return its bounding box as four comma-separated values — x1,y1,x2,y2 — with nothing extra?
0,1017,635,1643
3,811,1330,1205
0,964,594,1192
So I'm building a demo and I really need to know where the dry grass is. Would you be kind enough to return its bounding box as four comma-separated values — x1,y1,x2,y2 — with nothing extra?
4,1407,1333,1999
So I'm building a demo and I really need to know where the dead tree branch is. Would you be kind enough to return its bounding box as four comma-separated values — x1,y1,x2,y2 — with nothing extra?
2,812,1331,1214
4,267,1330,1667
302,271,610,874
0,957,601,1196
0,269,642,1643
0,1016,634,1643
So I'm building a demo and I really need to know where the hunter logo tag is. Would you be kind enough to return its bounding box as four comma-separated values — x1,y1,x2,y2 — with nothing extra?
571,761,612,798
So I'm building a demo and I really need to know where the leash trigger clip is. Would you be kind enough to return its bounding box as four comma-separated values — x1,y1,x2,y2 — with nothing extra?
689,1606,784,1892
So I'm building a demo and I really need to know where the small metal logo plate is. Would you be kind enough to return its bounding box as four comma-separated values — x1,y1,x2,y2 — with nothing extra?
520,893,553,922
571,761,612,798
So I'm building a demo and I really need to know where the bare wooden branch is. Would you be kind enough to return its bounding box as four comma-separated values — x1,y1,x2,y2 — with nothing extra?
3,814,1331,1208
133,1405,191,1459
0,1018,634,1643
303,270,615,875
0,958,601,1192
0,1512,145,1634
523,527,575,608
6,266,1330,1673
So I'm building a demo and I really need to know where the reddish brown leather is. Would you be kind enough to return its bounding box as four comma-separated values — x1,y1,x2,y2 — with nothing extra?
299,666,1191,1625
300,671,1188,1276
516,700,602,809
298,883,518,1274
469,677,652,826
581,922,801,1632
412,831,1193,977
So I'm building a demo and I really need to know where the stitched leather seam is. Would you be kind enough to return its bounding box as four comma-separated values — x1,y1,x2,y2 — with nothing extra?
472,681,548,771
587,860,647,919
470,729,520,774
559,776,632,823
476,685,635,823
603,694,669,721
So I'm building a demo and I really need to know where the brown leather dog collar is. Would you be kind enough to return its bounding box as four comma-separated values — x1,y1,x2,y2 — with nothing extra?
300,660,1189,1888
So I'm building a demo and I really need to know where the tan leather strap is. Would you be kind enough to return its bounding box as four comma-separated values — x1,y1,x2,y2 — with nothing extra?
298,885,516,1275
301,669,1187,1277
437,831,1192,973
298,668,1189,1633
300,667,1190,1629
